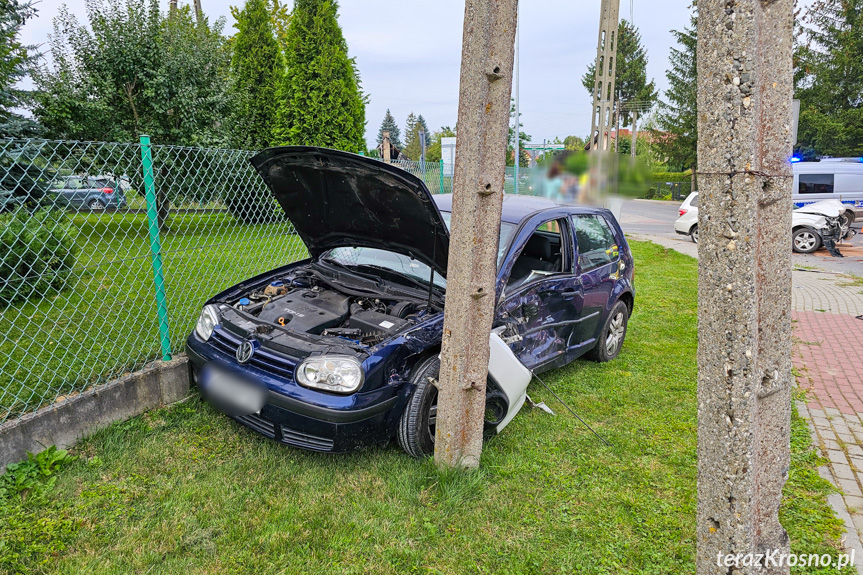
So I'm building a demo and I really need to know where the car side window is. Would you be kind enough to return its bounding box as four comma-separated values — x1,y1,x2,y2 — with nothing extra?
64,177,82,190
798,174,834,194
572,215,619,273
506,218,570,289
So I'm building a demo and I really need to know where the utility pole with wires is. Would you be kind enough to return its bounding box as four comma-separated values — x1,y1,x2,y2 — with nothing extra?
514,12,520,194
589,0,620,151
435,0,518,470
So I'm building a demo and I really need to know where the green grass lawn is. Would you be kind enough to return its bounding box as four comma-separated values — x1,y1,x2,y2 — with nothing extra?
0,241,851,574
0,210,306,422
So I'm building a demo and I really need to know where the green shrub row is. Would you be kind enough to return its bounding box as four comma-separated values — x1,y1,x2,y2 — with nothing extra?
651,171,692,183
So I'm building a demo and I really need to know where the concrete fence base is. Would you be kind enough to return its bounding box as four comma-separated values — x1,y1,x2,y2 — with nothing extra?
0,356,190,470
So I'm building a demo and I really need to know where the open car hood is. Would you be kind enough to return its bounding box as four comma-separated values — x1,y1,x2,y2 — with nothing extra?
251,147,450,276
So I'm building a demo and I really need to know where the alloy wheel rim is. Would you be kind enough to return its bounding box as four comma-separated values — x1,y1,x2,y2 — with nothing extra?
795,232,816,251
427,384,438,444
605,312,625,355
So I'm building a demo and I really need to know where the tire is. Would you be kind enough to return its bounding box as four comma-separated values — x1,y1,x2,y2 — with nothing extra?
397,356,440,458
88,199,105,211
587,300,629,362
690,225,698,244
792,227,821,254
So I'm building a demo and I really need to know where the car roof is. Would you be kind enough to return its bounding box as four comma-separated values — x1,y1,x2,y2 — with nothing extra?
432,193,608,224
794,161,863,174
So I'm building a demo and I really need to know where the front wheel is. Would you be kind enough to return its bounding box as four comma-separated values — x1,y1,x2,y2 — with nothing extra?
587,300,629,362
792,228,821,253
397,356,439,457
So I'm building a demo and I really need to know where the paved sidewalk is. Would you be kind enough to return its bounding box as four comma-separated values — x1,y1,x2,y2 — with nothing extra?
628,233,863,571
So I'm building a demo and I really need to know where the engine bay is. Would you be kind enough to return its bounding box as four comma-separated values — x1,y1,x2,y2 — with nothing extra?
229,271,428,346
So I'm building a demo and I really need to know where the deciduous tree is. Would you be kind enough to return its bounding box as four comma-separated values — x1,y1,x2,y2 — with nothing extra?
402,112,432,160
31,0,230,145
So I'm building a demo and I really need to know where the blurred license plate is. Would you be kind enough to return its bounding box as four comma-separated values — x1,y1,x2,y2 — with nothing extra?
200,364,267,417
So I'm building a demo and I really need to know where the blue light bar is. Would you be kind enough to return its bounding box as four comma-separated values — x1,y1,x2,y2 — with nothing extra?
790,156,802,163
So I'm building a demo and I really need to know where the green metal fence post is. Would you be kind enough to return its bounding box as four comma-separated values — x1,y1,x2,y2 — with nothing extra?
439,159,444,194
140,135,172,361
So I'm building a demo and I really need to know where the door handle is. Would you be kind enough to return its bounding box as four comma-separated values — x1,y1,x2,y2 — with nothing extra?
561,288,580,298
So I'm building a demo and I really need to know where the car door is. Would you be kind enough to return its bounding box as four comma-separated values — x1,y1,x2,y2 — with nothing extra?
496,217,585,372
572,214,622,349
63,177,86,209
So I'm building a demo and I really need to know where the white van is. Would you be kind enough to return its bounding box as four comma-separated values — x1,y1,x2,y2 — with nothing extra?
793,159,863,214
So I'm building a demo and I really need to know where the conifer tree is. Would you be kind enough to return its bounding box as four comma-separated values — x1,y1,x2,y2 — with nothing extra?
655,10,698,172
376,109,402,149
272,0,366,152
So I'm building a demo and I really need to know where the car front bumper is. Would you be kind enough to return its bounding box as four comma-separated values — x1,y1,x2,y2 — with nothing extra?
186,334,404,453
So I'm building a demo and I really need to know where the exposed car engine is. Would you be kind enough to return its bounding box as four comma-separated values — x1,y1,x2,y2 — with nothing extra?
230,273,423,346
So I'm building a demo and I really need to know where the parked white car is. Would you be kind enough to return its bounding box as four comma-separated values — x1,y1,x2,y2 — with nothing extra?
673,192,699,243
673,192,856,253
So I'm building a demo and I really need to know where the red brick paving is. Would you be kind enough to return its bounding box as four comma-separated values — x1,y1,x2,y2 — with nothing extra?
793,310,863,414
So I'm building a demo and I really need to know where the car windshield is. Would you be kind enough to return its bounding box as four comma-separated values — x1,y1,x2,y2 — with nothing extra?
321,213,517,290
439,212,516,268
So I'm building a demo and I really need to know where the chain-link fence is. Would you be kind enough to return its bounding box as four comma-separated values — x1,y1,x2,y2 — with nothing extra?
0,138,305,426
0,139,555,427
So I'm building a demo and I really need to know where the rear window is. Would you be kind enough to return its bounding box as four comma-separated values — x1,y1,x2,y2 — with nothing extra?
798,174,834,194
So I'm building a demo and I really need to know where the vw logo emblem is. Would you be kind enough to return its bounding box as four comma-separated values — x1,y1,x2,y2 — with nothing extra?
236,340,254,364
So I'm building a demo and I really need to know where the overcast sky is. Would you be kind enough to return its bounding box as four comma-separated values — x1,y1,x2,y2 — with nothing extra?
23,0,700,147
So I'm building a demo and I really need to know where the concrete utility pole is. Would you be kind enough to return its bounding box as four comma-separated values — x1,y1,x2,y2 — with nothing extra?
696,0,794,573
193,0,202,21
589,0,620,150
631,110,638,158
434,0,518,469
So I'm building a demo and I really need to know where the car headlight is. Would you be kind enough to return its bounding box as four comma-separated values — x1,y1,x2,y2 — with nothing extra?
296,356,364,394
195,304,220,341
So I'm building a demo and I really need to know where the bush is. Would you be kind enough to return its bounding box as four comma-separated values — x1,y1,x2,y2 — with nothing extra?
0,209,78,305
651,170,692,183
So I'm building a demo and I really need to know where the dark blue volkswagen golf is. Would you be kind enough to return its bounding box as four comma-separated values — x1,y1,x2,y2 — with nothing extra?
186,147,635,456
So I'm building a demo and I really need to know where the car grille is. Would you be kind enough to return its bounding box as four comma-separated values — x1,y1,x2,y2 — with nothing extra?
233,413,335,451
280,425,335,452
234,413,276,439
210,327,296,379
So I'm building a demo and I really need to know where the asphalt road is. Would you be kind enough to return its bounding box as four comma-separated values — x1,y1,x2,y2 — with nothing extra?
619,199,863,276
